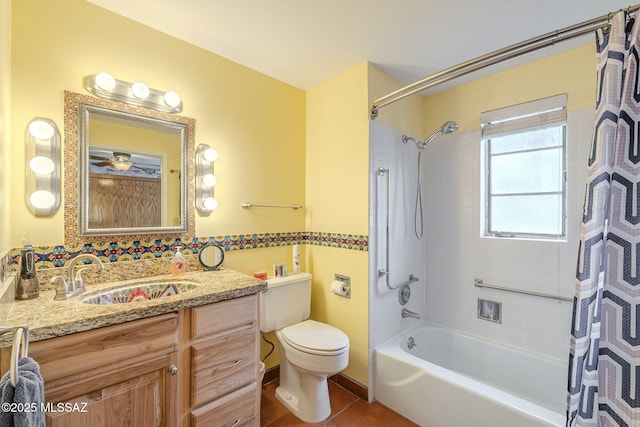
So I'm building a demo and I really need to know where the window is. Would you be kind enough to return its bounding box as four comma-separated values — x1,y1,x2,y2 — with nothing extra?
481,94,567,239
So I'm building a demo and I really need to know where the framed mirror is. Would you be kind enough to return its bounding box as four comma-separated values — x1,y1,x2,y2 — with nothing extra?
199,244,224,270
64,91,195,244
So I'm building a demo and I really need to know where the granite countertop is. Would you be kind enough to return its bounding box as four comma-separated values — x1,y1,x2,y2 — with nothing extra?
0,267,266,344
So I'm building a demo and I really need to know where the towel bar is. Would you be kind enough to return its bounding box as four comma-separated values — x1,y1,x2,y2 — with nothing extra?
0,326,29,387
241,203,302,209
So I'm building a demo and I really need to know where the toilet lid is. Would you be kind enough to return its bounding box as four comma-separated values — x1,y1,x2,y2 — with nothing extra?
280,320,349,354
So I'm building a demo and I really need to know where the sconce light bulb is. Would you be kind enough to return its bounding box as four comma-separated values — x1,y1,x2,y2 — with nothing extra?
202,173,217,187
29,190,56,209
131,82,150,99
29,156,55,175
203,148,218,162
203,197,218,211
95,72,116,91
28,120,55,140
164,91,181,108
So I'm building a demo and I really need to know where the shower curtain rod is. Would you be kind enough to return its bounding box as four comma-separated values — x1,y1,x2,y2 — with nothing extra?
370,4,640,119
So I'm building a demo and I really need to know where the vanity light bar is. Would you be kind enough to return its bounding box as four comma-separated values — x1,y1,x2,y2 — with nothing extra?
195,144,218,216
25,118,61,217
84,72,183,113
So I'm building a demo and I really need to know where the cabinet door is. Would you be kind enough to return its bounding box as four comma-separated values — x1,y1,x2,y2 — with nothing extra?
45,352,178,427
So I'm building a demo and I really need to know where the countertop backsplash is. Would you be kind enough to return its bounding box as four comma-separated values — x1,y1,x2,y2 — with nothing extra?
34,254,203,292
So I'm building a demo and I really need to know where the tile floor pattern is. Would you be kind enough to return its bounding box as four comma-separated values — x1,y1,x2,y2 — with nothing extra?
261,379,419,427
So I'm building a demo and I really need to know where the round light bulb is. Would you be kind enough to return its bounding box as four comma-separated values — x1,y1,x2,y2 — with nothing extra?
29,156,55,174
202,173,217,187
203,148,218,162
29,190,55,209
203,197,218,211
164,91,181,108
131,82,150,99
28,120,55,140
95,72,116,91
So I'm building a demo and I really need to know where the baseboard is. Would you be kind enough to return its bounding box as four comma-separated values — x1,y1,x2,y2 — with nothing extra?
262,365,368,401
330,373,368,400
263,365,280,385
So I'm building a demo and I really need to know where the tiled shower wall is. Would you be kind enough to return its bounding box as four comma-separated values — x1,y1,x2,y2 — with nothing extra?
422,108,593,361
369,121,427,350
370,108,592,363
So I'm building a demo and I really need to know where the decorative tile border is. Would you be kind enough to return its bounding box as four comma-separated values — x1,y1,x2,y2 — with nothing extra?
304,232,368,250
0,250,10,282
5,231,368,271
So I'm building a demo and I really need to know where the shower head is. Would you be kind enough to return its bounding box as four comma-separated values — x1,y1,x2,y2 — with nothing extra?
403,120,459,151
425,120,459,143
441,121,459,135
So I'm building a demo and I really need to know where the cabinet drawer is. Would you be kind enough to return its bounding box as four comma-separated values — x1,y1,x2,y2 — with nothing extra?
191,326,257,406
191,383,257,427
30,313,178,383
191,294,257,339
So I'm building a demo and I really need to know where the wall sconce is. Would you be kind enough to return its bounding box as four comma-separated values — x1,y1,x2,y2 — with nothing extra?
25,118,61,217
195,144,218,216
84,72,183,113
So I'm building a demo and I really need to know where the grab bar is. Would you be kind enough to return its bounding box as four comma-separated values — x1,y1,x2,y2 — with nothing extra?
378,167,420,290
474,278,572,302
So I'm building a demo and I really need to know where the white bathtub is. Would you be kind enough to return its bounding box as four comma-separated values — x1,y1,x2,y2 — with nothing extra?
374,323,566,427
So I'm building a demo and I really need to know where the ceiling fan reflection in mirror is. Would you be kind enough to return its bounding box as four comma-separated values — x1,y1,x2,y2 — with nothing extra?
89,149,162,179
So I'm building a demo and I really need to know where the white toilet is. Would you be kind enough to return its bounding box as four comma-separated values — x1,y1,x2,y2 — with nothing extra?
260,272,350,423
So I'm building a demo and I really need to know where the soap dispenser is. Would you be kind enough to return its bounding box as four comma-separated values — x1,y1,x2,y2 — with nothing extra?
170,245,187,275
16,243,39,300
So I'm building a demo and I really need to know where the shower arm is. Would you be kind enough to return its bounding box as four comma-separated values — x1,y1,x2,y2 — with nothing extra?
377,167,420,290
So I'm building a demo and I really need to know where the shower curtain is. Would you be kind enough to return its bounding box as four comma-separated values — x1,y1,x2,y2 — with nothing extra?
567,11,640,426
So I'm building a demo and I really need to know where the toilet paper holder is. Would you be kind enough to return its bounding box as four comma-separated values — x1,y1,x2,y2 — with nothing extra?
331,274,351,299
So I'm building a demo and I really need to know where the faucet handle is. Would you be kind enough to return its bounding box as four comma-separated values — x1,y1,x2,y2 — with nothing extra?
74,267,90,289
51,276,68,301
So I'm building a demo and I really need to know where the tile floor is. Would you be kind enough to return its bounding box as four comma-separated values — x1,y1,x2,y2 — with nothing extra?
260,379,419,426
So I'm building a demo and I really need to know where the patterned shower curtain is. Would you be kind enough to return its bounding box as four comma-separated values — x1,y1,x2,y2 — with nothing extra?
567,11,640,427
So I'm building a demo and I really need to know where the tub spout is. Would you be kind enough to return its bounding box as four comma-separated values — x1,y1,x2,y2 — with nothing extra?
402,308,421,319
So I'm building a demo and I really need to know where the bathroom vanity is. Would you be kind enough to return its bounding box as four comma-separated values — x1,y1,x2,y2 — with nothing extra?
0,266,265,427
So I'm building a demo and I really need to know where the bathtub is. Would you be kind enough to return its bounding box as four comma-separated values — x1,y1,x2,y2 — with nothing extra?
374,323,566,427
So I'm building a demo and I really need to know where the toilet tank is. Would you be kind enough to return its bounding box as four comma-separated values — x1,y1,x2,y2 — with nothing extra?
260,272,312,333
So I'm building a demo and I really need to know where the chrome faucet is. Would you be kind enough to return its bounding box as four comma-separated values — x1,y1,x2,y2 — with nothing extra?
401,308,421,320
52,254,105,300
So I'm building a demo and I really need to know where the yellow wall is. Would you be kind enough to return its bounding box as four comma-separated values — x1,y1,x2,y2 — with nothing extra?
423,44,596,133
305,64,370,385
367,63,424,138
0,1,11,254
10,0,305,248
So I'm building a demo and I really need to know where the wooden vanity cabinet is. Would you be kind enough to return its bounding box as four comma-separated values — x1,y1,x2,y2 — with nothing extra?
184,294,260,427
28,312,180,427
0,294,260,427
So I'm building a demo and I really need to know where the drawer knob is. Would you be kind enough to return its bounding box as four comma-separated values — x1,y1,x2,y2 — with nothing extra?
169,364,178,375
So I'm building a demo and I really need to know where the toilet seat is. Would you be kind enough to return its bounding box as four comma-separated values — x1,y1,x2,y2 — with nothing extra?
280,320,349,356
